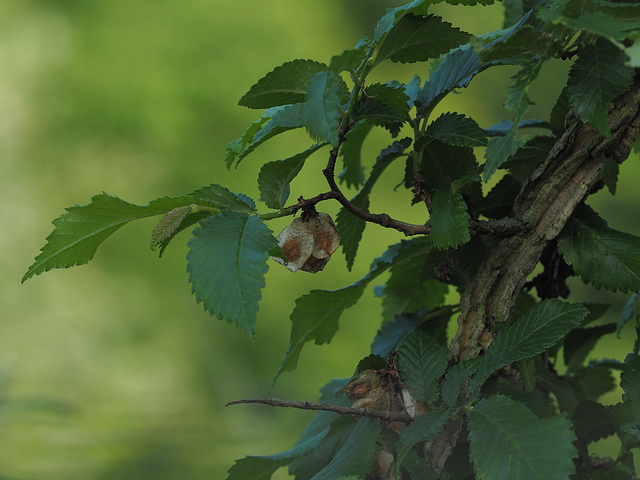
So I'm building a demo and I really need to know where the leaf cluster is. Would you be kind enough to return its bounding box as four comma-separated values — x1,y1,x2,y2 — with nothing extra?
23,0,640,478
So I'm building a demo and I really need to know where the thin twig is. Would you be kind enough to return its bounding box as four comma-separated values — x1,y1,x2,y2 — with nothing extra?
226,397,414,424
322,146,430,236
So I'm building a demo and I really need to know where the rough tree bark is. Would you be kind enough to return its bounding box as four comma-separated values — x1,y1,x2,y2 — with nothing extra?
425,72,640,472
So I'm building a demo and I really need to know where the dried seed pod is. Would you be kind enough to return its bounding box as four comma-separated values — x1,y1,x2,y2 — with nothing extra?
273,212,340,273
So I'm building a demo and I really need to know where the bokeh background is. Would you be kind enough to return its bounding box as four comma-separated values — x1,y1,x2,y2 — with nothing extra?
2,1,639,478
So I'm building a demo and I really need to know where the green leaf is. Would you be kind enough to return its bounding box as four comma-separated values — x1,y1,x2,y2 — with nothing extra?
430,188,471,250
186,212,277,338
290,416,357,480
415,46,484,117
310,417,381,480
226,422,331,480
396,409,451,473
563,324,617,373
191,184,256,212
276,238,425,381
376,14,471,65
301,70,342,147
483,134,527,181
377,236,436,322
239,59,327,109
397,330,449,404
557,204,640,293
571,400,617,445
276,285,367,379
338,121,373,188
329,42,368,73
371,314,420,357
419,139,480,192
23,193,197,282
478,25,551,62
258,143,327,209
352,84,409,136
621,356,640,401
150,204,204,252
335,198,368,273
468,395,577,480
483,59,541,180
425,112,487,147
567,38,634,136
538,8,640,44
441,357,480,407
337,138,412,269
373,2,434,43
225,104,304,168
470,300,588,393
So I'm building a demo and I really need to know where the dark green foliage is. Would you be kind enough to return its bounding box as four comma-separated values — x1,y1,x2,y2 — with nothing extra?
468,395,577,480
25,0,640,478
186,212,277,338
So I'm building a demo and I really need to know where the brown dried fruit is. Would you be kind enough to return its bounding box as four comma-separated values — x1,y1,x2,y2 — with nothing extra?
273,212,340,273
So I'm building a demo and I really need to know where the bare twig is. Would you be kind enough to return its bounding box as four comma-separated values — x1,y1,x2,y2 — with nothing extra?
225,397,414,424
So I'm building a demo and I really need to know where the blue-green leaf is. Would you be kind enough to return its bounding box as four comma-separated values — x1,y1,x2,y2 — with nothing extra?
225,104,304,168
468,395,577,480
396,409,451,474
226,423,331,480
302,70,342,147
310,417,380,480
186,211,277,338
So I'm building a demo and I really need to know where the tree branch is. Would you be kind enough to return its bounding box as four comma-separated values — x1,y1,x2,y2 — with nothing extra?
428,72,640,472
226,397,414,424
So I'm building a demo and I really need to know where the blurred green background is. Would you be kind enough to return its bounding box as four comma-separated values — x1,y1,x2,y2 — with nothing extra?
2,1,639,478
